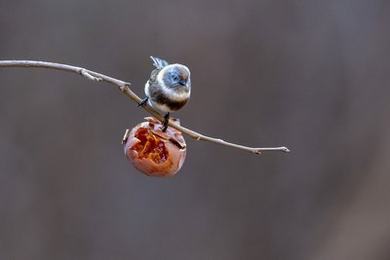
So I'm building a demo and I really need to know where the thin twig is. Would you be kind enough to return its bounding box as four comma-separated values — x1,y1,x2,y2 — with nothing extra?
0,60,290,155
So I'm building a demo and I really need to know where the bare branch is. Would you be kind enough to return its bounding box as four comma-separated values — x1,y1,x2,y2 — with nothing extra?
80,69,102,81
0,60,290,155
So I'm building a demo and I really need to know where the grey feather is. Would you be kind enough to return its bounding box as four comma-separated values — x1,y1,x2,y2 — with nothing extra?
150,56,169,69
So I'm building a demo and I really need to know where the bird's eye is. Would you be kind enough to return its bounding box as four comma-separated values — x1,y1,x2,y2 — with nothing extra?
171,74,179,82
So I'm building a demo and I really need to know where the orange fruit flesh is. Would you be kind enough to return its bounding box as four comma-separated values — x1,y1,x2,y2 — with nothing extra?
131,127,168,163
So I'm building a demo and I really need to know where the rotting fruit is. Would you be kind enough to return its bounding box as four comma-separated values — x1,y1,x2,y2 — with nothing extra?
123,117,186,177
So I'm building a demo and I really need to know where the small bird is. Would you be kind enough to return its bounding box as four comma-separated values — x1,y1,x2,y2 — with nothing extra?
139,56,191,132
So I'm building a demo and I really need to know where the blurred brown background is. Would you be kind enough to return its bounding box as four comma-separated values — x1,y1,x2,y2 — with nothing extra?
1,0,390,259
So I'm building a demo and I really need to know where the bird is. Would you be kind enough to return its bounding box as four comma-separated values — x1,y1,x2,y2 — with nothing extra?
139,56,191,132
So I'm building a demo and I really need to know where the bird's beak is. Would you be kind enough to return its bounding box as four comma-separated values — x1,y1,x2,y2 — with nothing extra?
178,80,186,86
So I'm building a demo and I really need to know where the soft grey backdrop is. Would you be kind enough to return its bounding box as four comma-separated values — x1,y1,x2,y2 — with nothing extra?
1,0,390,259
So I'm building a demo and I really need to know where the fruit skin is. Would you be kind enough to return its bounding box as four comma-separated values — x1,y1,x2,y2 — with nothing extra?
123,117,186,177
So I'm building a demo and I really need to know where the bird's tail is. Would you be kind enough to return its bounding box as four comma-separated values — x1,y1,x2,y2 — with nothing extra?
150,56,169,69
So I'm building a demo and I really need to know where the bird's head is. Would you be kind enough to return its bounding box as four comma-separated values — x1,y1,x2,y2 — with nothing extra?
160,64,191,89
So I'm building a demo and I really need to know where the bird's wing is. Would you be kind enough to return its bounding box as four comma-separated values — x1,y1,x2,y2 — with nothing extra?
149,68,160,83
150,56,169,69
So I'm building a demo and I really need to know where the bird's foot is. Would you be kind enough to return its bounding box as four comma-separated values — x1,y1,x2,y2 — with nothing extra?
161,113,170,132
138,97,149,107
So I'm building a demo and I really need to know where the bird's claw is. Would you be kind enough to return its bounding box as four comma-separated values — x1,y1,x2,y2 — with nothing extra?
138,97,149,107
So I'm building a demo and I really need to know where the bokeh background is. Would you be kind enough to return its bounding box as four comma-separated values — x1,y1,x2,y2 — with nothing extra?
0,0,389,259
